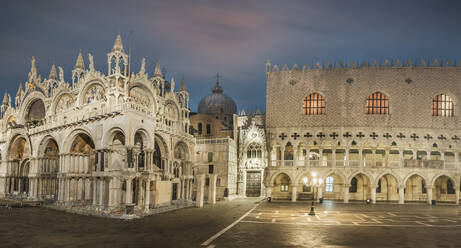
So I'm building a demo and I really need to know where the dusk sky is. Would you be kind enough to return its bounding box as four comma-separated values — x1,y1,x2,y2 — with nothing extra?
1,0,460,112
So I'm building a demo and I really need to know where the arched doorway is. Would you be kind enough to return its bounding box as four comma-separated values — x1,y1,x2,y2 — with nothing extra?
433,175,456,203
38,138,60,200
19,159,30,195
404,174,427,203
322,173,344,201
69,133,95,203
376,174,399,202
349,173,371,201
7,136,30,197
272,173,291,200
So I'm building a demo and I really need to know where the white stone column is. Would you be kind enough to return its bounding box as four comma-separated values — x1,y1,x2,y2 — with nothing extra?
209,174,218,205
92,178,98,205
345,148,350,167
343,185,350,203
456,189,460,205
317,185,323,203
145,180,151,211
427,186,433,205
266,185,273,198
385,149,390,167
293,145,298,165
126,179,132,204
358,149,363,167
99,178,105,207
371,186,377,204
398,185,405,204
195,174,205,208
291,184,297,202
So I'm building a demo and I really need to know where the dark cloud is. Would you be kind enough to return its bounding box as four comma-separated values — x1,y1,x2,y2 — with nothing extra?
0,0,460,112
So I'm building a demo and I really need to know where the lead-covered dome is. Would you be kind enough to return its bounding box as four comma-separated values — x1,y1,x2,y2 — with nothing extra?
198,82,237,121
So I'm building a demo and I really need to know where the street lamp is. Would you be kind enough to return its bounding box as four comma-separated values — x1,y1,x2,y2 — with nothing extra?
303,172,323,216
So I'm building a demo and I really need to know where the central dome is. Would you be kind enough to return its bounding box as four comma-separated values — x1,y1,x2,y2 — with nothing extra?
198,82,237,119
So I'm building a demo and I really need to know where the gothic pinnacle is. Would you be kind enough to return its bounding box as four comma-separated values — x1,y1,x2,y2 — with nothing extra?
112,32,124,52
74,51,85,70
49,64,58,80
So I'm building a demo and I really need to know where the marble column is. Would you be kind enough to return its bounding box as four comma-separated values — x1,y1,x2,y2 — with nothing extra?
125,179,132,204
398,185,405,204
456,189,460,205
266,186,272,198
427,186,433,205
317,185,323,203
371,186,377,204
92,178,98,205
145,180,151,211
196,174,205,208
343,185,350,203
209,174,218,205
291,184,297,202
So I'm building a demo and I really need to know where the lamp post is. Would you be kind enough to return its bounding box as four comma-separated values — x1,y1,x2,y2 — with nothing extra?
303,172,323,216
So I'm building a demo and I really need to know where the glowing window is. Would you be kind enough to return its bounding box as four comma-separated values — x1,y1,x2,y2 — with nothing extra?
366,92,389,115
303,93,325,115
432,94,454,117
325,176,334,192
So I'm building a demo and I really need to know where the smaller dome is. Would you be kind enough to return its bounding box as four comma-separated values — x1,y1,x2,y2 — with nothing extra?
198,82,237,116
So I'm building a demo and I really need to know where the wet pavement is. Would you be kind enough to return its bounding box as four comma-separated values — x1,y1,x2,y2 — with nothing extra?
213,201,461,248
1,199,460,248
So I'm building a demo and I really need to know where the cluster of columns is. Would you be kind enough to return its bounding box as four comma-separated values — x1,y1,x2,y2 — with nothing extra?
124,178,152,211
59,154,91,174
57,177,92,203
195,174,217,208
273,144,460,168
267,182,460,205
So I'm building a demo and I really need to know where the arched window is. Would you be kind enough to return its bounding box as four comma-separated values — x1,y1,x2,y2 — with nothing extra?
447,179,455,194
197,123,202,135
366,92,389,115
377,179,382,193
247,143,262,159
432,94,454,117
325,176,334,192
349,177,358,193
303,93,325,115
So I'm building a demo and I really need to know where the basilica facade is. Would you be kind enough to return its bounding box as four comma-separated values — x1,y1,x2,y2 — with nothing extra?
0,34,195,213
1,34,459,216
264,59,461,205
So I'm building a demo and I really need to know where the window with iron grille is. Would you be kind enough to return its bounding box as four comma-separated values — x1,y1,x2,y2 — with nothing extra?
366,92,389,115
303,93,325,115
432,94,454,117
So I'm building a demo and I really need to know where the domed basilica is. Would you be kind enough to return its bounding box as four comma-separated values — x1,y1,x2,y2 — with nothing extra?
0,34,460,217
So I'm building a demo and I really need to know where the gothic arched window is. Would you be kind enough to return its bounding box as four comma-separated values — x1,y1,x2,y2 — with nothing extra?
303,93,325,115
432,94,454,117
325,176,334,192
447,179,455,194
366,92,389,115
247,143,262,159
349,177,358,193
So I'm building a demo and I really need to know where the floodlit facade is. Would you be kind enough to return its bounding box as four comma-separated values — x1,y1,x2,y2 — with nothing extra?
264,59,461,204
0,34,195,213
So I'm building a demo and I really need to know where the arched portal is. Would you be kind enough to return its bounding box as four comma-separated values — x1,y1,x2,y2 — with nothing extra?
67,133,95,203
38,138,60,200
376,174,399,202
322,173,344,200
404,174,427,203
349,173,371,201
272,173,292,200
6,136,31,196
433,175,456,203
